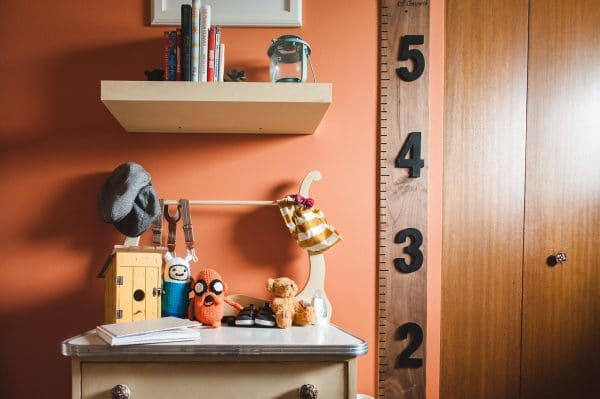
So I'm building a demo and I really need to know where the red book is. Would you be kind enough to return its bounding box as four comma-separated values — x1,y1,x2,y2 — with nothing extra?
176,28,182,81
207,26,216,82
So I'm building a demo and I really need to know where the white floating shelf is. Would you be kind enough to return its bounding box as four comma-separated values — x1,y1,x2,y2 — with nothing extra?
100,81,332,134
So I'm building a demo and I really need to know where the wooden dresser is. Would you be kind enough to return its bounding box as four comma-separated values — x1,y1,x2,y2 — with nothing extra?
62,324,367,399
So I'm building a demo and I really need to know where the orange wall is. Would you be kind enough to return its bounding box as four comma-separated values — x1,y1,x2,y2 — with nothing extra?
0,1,443,397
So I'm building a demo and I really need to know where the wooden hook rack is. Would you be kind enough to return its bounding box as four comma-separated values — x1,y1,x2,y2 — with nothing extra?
123,170,333,322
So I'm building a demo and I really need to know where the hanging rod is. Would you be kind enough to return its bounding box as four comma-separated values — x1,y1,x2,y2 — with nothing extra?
162,199,278,206
159,170,323,207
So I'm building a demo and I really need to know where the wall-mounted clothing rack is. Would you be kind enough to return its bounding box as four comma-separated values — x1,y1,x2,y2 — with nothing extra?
160,170,321,207
162,199,277,206
123,170,334,322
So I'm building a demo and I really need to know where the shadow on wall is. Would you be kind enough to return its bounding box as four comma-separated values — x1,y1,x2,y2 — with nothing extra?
0,39,302,398
27,172,120,268
0,172,116,398
0,172,304,397
0,39,161,149
233,183,302,278
0,38,281,155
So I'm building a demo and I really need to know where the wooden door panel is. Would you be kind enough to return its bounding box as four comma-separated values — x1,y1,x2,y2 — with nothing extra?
145,266,160,319
522,1,600,398
441,1,529,398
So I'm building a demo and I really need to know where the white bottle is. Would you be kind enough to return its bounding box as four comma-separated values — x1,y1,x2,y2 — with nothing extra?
312,290,328,325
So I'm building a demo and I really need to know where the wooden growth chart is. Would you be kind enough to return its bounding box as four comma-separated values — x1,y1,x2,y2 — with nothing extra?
378,1,429,398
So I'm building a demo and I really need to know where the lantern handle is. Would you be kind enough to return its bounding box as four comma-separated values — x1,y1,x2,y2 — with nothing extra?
308,52,317,83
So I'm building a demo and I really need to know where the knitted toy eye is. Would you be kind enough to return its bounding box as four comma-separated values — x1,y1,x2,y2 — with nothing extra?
210,280,224,295
194,280,207,295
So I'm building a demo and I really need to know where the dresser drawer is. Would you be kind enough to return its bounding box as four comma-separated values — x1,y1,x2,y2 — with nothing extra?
81,360,349,399
64,325,366,399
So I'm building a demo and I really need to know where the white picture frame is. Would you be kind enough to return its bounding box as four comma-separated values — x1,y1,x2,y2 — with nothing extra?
151,0,302,27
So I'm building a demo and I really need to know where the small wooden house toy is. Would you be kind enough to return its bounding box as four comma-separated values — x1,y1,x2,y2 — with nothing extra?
98,245,166,324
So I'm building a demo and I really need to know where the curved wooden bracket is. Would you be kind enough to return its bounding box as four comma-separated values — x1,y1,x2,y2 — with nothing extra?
299,170,322,197
296,170,332,323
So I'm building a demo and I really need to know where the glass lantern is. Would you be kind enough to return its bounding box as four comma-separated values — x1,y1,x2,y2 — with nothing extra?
267,35,314,83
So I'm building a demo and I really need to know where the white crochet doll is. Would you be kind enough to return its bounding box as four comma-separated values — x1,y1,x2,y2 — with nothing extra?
161,251,193,318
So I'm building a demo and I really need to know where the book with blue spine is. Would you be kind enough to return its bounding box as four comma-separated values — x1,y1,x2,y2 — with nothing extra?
163,31,177,81
214,26,221,82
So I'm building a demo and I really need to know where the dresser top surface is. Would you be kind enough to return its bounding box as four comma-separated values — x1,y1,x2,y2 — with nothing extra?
61,324,368,357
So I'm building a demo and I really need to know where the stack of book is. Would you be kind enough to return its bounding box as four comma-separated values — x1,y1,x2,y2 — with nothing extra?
163,1,225,82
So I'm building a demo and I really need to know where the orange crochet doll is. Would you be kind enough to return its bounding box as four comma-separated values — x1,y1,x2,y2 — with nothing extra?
188,268,243,328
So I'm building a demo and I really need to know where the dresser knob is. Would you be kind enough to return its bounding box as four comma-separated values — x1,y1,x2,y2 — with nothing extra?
111,384,130,399
298,383,318,399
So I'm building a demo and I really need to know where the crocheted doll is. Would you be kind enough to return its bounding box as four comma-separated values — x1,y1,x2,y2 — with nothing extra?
161,251,193,318
188,268,243,328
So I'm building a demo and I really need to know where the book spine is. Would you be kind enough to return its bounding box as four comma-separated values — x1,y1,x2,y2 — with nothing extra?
200,5,211,82
176,28,182,81
191,0,201,82
218,43,225,82
163,31,170,81
163,31,177,81
213,26,221,82
207,26,216,82
181,4,192,81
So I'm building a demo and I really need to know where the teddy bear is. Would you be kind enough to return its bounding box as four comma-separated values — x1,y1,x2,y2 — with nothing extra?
267,277,316,329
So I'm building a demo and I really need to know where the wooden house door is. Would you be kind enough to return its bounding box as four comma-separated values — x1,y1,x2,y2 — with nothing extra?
442,0,600,397
520,1,600,397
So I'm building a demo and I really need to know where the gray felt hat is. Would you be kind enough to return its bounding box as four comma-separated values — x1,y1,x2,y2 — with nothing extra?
98,162,161,237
